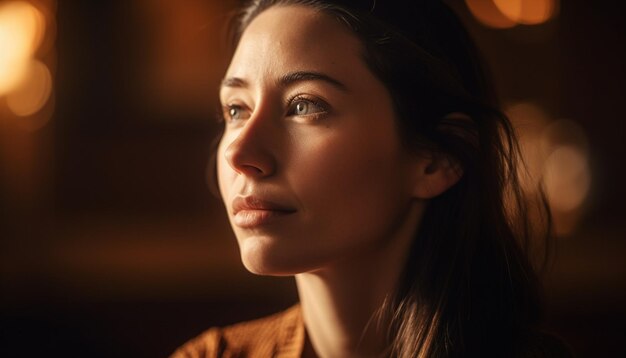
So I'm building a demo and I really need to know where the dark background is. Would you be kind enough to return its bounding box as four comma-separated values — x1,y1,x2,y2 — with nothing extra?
1,0,624,356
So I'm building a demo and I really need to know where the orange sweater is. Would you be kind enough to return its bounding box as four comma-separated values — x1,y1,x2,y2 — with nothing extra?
171,305,304,358
171,304,572,357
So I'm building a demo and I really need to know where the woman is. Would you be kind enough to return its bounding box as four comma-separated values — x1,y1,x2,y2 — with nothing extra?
173,0,569,356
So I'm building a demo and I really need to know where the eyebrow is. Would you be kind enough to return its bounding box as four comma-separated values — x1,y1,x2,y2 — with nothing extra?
220,71,349,92
278,71,348,92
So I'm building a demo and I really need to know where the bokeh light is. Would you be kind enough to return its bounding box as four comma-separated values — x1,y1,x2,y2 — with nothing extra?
465,0,517,29
493,0,557,25
6,59,52,117
540,119,591,236
466,0,558,28
505,102,551,193
543,145,591,212
0,1,46,95
506,102,591,237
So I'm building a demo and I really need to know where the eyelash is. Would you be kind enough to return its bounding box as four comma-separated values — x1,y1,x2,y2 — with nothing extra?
220,95,330,124
219,103,249,124
285,94,329,119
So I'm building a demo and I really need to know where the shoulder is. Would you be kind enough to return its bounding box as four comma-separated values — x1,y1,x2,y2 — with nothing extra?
219,304,302,353
170,305,303,358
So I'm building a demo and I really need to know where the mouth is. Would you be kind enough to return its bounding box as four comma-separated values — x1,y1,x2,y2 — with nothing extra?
231,196,296,228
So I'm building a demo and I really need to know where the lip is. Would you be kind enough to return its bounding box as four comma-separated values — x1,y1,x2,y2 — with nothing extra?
232,196,296,228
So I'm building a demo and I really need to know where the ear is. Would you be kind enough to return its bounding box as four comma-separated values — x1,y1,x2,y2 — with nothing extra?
411,112,469,199
411,152,463,199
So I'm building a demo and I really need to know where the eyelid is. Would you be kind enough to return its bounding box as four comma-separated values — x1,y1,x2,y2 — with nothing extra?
222,102,252,124
286,94,330,117
219,90,254,122
219,94,330,124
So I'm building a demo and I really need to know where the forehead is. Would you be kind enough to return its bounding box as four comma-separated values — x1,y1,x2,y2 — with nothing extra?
227,5,365,82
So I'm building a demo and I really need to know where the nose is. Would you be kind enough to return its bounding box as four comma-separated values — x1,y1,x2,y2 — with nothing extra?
223,113,277,179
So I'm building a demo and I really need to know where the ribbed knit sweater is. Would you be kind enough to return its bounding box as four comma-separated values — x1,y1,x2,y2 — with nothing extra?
171,305,303,358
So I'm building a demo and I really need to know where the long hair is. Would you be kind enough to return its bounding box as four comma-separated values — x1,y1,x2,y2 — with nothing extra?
224,0,551,356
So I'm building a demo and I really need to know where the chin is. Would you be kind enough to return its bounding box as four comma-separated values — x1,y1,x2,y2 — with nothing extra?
238,235,323,276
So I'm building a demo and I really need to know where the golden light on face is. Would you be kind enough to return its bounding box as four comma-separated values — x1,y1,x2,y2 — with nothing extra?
216,6,419,275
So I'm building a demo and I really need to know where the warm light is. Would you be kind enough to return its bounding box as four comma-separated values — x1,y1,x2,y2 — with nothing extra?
542,145,591,212
0,1,46,95
506,103,591,237
493,0,557,25
6,59,52,116
540,119,591,237
465,0,517,29
505,102,551,193
540,119,591,211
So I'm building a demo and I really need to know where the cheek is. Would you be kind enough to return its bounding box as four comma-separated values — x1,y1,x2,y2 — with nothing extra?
289,124,411,238
216,137,234,199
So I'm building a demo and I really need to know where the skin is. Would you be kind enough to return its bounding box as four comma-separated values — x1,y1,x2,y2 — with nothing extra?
217,5,461,357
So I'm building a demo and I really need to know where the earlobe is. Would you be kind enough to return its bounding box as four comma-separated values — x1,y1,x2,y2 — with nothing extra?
412,154,463,199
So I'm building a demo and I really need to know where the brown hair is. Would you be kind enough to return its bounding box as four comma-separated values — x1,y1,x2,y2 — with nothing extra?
223,0,551,356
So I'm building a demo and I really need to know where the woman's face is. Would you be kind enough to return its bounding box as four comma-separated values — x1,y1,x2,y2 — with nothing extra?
217,5,419,275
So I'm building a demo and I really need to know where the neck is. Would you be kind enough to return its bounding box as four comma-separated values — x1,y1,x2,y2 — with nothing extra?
295,202,423,358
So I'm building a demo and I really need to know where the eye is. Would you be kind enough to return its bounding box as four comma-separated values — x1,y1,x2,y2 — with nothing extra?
287,97,327,118
223,104,251,122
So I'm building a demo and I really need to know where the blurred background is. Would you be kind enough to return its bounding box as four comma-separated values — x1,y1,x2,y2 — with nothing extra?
0,0,624,356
